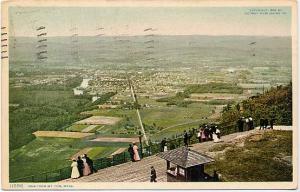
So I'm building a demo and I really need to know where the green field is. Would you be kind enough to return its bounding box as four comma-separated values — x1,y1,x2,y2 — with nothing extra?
65,124,89,132
81,101,214,140
9,137,118,180
140,103,212,127
87,147,117,159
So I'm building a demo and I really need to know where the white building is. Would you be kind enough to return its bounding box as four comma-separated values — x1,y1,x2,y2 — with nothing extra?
73,88,84,95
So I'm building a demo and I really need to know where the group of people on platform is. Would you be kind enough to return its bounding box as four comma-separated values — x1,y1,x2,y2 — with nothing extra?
183,124,222,146
71,154,96,179
237,116,275,131
158,124,223,151
127,142,141,162
259,117,275,130
197,124,221,143
237,116,254,132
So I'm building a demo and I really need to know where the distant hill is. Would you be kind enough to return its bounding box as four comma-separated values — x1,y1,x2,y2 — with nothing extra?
9,35,291,70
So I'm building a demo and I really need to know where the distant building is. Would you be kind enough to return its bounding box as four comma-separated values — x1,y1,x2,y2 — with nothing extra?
73,88,84,95
92,96,101,102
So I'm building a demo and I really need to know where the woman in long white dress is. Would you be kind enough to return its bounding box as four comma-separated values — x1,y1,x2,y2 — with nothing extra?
213,128,221,143
71,159,80,179
82,156,92,176
213,133,220,143
133,143,140,161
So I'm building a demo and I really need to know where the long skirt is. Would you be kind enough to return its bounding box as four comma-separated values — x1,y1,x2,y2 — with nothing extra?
213,133,221,143
71,166,80,179
83,162,92,176
133,150,140,161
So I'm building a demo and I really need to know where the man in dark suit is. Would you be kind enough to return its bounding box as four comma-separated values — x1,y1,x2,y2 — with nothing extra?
160,138,167,152
260,118,264,130
237,118,244,132
264,118,269,129
77,156,84,177
128,144,135,162
183,130,188,147
150,166,157,182
270,118,275,129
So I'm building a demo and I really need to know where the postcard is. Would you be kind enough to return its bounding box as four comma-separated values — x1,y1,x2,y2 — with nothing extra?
1,0,298,190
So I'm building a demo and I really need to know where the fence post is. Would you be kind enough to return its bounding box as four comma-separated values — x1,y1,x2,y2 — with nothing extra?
45,173,48,182
59,169,62,180
138,132,143,159
31,175,34,182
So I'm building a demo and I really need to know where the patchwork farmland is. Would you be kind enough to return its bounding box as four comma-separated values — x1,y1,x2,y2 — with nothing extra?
8,35,292,181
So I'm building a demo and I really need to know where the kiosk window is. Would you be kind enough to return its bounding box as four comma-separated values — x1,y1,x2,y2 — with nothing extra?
178,167,185,176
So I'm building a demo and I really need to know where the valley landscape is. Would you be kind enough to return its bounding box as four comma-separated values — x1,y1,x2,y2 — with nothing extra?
6,5,293,183
9,35,292,181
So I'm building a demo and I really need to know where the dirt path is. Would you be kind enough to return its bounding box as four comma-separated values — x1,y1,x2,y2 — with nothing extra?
70,148,92,160
91,137,139,143
156,119,204,134
33,131,94,138
129,79,148,145
110,148,127,156
81,125,97,133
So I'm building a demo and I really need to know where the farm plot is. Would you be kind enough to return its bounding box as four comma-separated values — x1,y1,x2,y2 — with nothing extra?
81,125,98,133
75,116,122,125
186,93,238,101
91,137,139,143
66,124,90,132
33,131,94,138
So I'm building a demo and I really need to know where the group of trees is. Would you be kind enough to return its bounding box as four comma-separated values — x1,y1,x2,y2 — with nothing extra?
156,92,191,107
9,81,116,151
156,83,242,107
184,82,243,94
220,82,292,134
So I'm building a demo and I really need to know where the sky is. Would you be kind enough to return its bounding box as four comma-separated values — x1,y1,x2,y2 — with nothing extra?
9,6,291,37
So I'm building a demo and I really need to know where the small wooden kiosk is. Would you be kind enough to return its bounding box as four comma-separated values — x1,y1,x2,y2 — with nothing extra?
157,146,215,182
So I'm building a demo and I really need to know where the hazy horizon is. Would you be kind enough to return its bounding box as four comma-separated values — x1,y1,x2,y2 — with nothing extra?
9,6,291,37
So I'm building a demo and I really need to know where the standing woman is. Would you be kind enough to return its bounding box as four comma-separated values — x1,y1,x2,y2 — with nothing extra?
82,155,92,176
71,159,80,179
201,128,206,142
133,142,141,161
197,129,201,143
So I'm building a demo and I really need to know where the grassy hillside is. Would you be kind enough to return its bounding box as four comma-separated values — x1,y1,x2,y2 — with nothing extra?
220,83,292,134
206,130,292,181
